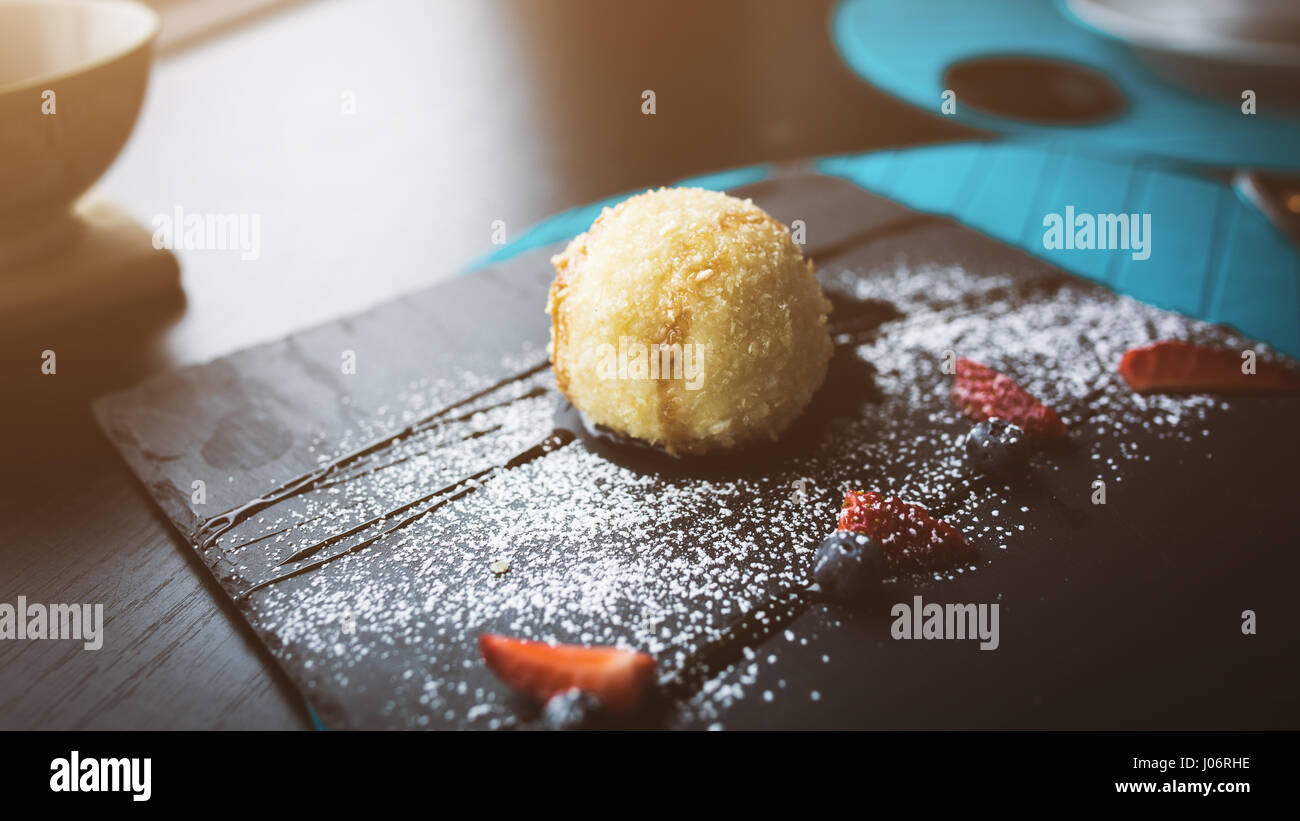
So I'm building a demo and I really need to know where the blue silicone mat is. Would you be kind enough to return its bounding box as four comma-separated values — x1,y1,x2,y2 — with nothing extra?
819,142,1299,357
831,0,1300,171
475,146,1300,359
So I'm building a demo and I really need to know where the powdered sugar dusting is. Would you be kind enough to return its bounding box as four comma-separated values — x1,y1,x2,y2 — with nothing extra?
195,246,1284,729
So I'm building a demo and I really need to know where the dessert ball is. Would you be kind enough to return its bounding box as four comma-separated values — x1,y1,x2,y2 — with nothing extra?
546,187,833,455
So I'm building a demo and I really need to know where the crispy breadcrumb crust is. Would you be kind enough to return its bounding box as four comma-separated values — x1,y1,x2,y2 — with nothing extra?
546,187,832,454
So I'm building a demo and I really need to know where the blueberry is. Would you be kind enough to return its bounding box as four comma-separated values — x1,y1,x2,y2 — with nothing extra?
811,531,887,600
964,418,1029,475
542,688,604,730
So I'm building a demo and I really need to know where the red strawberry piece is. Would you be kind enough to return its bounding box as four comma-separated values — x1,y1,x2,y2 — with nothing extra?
1119,340,1300,394
479,634,656,714
837,490,975,571
952,358,1066,440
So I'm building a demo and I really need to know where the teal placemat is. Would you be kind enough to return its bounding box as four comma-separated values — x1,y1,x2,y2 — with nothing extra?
819,142,1299,357
831,0,1300,170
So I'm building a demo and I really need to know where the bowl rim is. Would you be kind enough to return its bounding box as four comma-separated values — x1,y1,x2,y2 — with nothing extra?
0,0,162,96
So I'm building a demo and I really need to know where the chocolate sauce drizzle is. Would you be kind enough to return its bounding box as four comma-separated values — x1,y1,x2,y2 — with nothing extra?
194,361,551,554
233,429,574,601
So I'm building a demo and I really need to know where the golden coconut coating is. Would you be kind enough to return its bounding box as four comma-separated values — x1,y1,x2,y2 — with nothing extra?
546,187,833,455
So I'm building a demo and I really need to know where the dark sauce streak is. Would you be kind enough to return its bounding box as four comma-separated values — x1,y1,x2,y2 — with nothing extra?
827,290,905,338
657,588,810,705
237,480,483,601
310,422,510,494
193,360,550,550
310,452,423,493
461,423,504,441
225,525,291,552
273,466,496,567
442,386,548,427
235,429,576,601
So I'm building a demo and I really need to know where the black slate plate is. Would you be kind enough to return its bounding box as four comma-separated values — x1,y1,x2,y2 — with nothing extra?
93,169,1300,729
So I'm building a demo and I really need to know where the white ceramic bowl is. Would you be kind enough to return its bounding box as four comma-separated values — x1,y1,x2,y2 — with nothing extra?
0,0,159,243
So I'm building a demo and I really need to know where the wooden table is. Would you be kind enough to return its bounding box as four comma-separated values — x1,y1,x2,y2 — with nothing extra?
0,0,967,729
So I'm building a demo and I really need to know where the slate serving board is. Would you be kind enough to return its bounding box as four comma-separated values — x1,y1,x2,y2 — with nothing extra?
94,169,1300,729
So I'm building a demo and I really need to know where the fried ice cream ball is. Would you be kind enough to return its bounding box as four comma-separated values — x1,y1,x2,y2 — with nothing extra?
546,187,833,455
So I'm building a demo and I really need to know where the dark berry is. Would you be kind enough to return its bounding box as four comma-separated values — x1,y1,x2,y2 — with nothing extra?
542,687,604,730
811,530,887,600
964,418,1029,475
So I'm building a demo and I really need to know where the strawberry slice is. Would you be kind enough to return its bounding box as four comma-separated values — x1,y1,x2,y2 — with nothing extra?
479,634,656,714
952,358,1066,440
1119,340,1300,394
838,490,975,571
